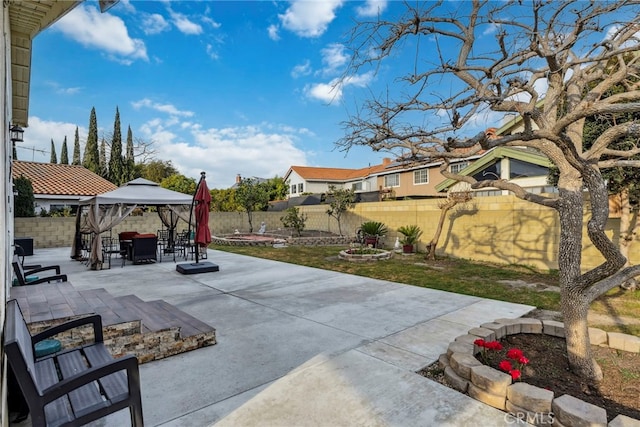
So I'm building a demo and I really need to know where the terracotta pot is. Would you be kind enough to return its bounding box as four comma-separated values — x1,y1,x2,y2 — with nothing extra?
402,244,414,253
364,236,378,247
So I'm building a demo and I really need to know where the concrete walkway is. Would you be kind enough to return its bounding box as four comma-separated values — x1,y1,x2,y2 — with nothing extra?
22,247,534,426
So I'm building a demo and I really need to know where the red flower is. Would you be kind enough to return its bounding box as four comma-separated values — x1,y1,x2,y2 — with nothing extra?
485,341,503,351
506,348,524,360
474,339,486,347
518,356,529,365
499,360,513,372
509,369,521,380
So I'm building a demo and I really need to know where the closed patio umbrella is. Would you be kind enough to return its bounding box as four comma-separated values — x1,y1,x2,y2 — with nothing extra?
194,172,211,262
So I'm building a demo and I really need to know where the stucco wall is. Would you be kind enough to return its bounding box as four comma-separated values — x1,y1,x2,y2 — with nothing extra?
14,196,635,272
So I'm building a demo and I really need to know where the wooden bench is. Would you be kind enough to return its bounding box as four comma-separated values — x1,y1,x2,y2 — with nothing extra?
4,299,144,426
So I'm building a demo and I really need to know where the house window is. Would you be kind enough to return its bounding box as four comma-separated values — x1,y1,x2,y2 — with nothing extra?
352,182,363,191
413,169,428,184
384,174,400,187
298,183,304,193
450,161,469,174
291,184,297,194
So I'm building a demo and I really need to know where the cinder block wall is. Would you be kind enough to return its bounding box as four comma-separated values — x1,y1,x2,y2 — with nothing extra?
14,196,633,272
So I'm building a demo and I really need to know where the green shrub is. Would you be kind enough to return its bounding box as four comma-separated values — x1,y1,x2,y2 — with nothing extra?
281,207,307,236
398,225,423,245
360,221,388,237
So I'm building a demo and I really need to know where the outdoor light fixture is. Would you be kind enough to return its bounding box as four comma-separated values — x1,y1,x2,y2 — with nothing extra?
10,125,24,143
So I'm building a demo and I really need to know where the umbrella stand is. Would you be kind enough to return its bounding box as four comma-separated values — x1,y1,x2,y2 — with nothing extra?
176,171,219,275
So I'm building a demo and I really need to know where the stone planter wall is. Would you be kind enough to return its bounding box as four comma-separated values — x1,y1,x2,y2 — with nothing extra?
439,317,640,427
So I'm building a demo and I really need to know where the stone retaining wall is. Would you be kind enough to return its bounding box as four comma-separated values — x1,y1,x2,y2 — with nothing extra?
439,318,640,426
26,316,216,364
210,235,353,247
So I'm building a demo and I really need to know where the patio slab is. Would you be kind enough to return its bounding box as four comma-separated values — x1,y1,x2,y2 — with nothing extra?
18,247,534,426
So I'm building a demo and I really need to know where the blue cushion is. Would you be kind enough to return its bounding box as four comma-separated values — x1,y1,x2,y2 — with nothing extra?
35,339,62,357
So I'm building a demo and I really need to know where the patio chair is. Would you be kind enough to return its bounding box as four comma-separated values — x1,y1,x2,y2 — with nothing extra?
157,229,172,262
175,230,195,261
14,245,41,270
131,234,158,264
80,232,94,266
102,236,126,269
11,255,67,286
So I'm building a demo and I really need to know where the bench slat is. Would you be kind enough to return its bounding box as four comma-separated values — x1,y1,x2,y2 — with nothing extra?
84,344,130,402
57,351,109,418
35,358,74,426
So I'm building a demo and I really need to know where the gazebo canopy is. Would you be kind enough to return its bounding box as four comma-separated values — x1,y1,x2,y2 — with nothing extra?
79,178,193,206
75,178,195,268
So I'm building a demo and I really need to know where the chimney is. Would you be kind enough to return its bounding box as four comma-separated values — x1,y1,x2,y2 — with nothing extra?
236,174,241,184
382,158,391,166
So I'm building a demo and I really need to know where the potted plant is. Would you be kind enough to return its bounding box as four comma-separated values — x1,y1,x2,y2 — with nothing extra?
397,225,423,254
359,221,388,248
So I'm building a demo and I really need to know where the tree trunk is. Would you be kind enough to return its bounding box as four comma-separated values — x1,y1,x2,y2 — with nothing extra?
618,188,639,290
425,199,456,260
557,188,603,383
247,211,254,233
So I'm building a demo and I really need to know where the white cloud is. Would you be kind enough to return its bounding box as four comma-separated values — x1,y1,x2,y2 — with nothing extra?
482,23,500,36
131,99,195,118
141,13,170,35
356,0,387,17
267,24,280,41
291,60,312,78
202,16,222,29
304,72,373,104
305,80,342,104
53,5,148,62
19,117,87,163
45,81,82,95
279,0,343,38
206,44,219,60
320,43,348,76
138,121,308,187
170,10,203,35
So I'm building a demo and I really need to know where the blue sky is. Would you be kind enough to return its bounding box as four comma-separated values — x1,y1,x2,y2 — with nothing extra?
23,1,628,189
22,0,405,189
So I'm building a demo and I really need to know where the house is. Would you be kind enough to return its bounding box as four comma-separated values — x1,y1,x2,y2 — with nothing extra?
284,156,483,202
435,147,555,195
12,161,117,214
283,163,388,197
374,156,482,199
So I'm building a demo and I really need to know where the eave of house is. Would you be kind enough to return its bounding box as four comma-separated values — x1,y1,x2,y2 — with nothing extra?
435,147,552,192
7,0,82,127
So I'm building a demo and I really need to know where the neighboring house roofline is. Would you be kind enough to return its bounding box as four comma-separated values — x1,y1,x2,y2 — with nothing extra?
12,160,117,197
435,146,552,192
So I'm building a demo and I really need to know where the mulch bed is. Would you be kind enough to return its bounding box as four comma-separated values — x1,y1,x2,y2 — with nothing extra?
420,333,640,422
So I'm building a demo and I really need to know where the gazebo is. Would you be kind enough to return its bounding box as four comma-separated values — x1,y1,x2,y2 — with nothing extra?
74,178,193,268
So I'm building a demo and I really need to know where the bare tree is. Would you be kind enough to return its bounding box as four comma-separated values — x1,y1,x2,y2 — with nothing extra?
339,0,640,384
425,190,472,260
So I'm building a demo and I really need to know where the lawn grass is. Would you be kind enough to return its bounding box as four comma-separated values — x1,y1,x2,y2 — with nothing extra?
211,244,640,323
212,244,561,310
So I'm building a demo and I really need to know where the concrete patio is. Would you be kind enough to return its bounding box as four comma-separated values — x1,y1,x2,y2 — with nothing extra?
16,247,534,426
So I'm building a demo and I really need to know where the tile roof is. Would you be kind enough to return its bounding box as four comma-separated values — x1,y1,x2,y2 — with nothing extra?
289,162,401,181
12,161,117,196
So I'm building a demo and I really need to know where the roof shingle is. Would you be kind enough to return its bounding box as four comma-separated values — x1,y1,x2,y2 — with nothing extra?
12,161,117,196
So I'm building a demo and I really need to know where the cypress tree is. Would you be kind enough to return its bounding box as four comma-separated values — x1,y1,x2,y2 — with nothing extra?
108,107,124,185
83,107,100,173
50,139,57,163
99,138,109,179
60,136,69,164
124,125,135,182
72,126,81,165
